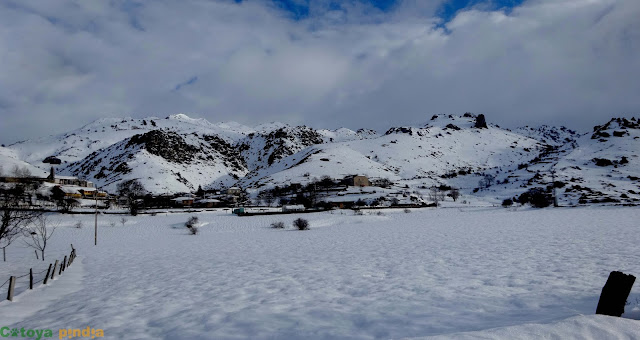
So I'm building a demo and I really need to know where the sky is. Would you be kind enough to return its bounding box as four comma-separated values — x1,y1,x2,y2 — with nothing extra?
1,0,639,144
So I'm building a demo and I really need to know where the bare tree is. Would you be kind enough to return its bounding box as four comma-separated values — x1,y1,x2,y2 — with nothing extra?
428,187,445,207
24,215,56,261
1,185,41,261
478,174,495,189
449,188,460,202
11,165,31,178
117,179,146,215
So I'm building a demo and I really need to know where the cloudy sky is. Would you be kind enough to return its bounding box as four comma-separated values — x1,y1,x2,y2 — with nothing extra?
1,0,639,143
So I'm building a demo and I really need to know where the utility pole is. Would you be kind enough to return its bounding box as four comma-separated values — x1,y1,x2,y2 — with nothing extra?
94,186,98,246
551,170,559,207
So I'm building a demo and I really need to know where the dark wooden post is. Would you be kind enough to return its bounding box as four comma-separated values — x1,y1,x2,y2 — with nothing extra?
43,263,52,285
29,268,33,290
596,271,636,317
51,260,58,280
7,276,15,301
61,256,67,272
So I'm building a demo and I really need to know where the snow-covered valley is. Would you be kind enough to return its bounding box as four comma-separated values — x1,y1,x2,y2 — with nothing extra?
1,206,638,339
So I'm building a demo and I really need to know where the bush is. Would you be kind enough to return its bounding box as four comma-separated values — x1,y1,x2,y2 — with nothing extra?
353,209,364,216
187,225,199,235
403,208,411,213
74,221,83,229
186,216,200,235
186,216,199,228
293,218,309,230
271,221,285,229
518,188,552,208
502,199,513,207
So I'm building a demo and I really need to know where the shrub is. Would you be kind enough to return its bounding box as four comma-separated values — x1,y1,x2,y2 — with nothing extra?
187,225,199,235
403,208,411,213
74,221,83,229
271,221,285,229
186,216,199,228
353,209,364,216
518,188,552,208
185,215,200,234
502,199,513,207
293,218,309,230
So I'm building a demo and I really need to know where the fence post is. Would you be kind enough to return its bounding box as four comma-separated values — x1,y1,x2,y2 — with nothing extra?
51,260,58,280
596,271,636,317
30,268,33,290
58,259,64,275
6,276,15,301
61,256,67,272
43,263,52,285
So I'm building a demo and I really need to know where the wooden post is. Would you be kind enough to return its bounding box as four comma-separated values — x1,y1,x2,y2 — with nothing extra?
51,260,58,280
596,271,636,317
7,276,15,301
43,263,52,285
58,258,64,275
61,256,67,272
29,268,33,290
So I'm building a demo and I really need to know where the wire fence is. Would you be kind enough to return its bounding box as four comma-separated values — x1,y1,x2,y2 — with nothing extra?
2,245,78,302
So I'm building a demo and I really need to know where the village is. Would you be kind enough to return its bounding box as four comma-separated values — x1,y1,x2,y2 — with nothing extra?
0,167,444,216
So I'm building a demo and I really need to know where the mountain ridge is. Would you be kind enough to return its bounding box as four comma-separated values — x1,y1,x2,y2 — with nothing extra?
2,114,638,205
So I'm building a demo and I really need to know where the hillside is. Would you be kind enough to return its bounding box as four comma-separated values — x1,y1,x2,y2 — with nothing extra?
237,114,545,190
63,129,248,194
1,113,638,204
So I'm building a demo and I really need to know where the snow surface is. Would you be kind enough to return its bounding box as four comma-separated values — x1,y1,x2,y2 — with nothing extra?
1,206,639,339
0,146,48,177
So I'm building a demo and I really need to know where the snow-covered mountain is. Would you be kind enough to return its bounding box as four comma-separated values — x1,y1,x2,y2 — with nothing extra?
63,129,248,193
237,114,545,189
554,117,640,205
3,113,638,204
0,146,48,178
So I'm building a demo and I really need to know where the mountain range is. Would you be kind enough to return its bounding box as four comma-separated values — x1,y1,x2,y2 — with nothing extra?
2,113,638,205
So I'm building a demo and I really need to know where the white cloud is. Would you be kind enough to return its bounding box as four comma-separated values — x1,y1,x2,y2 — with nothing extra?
0,0,639,143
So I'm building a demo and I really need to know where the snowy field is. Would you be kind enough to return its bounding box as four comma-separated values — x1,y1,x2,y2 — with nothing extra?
1,206,639,339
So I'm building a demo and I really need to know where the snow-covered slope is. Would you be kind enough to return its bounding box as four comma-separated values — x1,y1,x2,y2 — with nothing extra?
0,146,48,177
63,129,248,194
554,117,640,204
7,114,255,167
238,114,545,189
2,113,638,204
237,125,325,170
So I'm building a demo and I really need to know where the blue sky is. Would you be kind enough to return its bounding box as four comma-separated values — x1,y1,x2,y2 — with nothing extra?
265,0,526,22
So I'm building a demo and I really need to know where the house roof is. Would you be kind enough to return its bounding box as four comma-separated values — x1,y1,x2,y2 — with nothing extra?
196,199,221,203
172,197,194,202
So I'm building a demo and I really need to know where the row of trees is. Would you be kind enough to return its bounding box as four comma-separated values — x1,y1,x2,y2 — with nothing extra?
0,165,32,178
